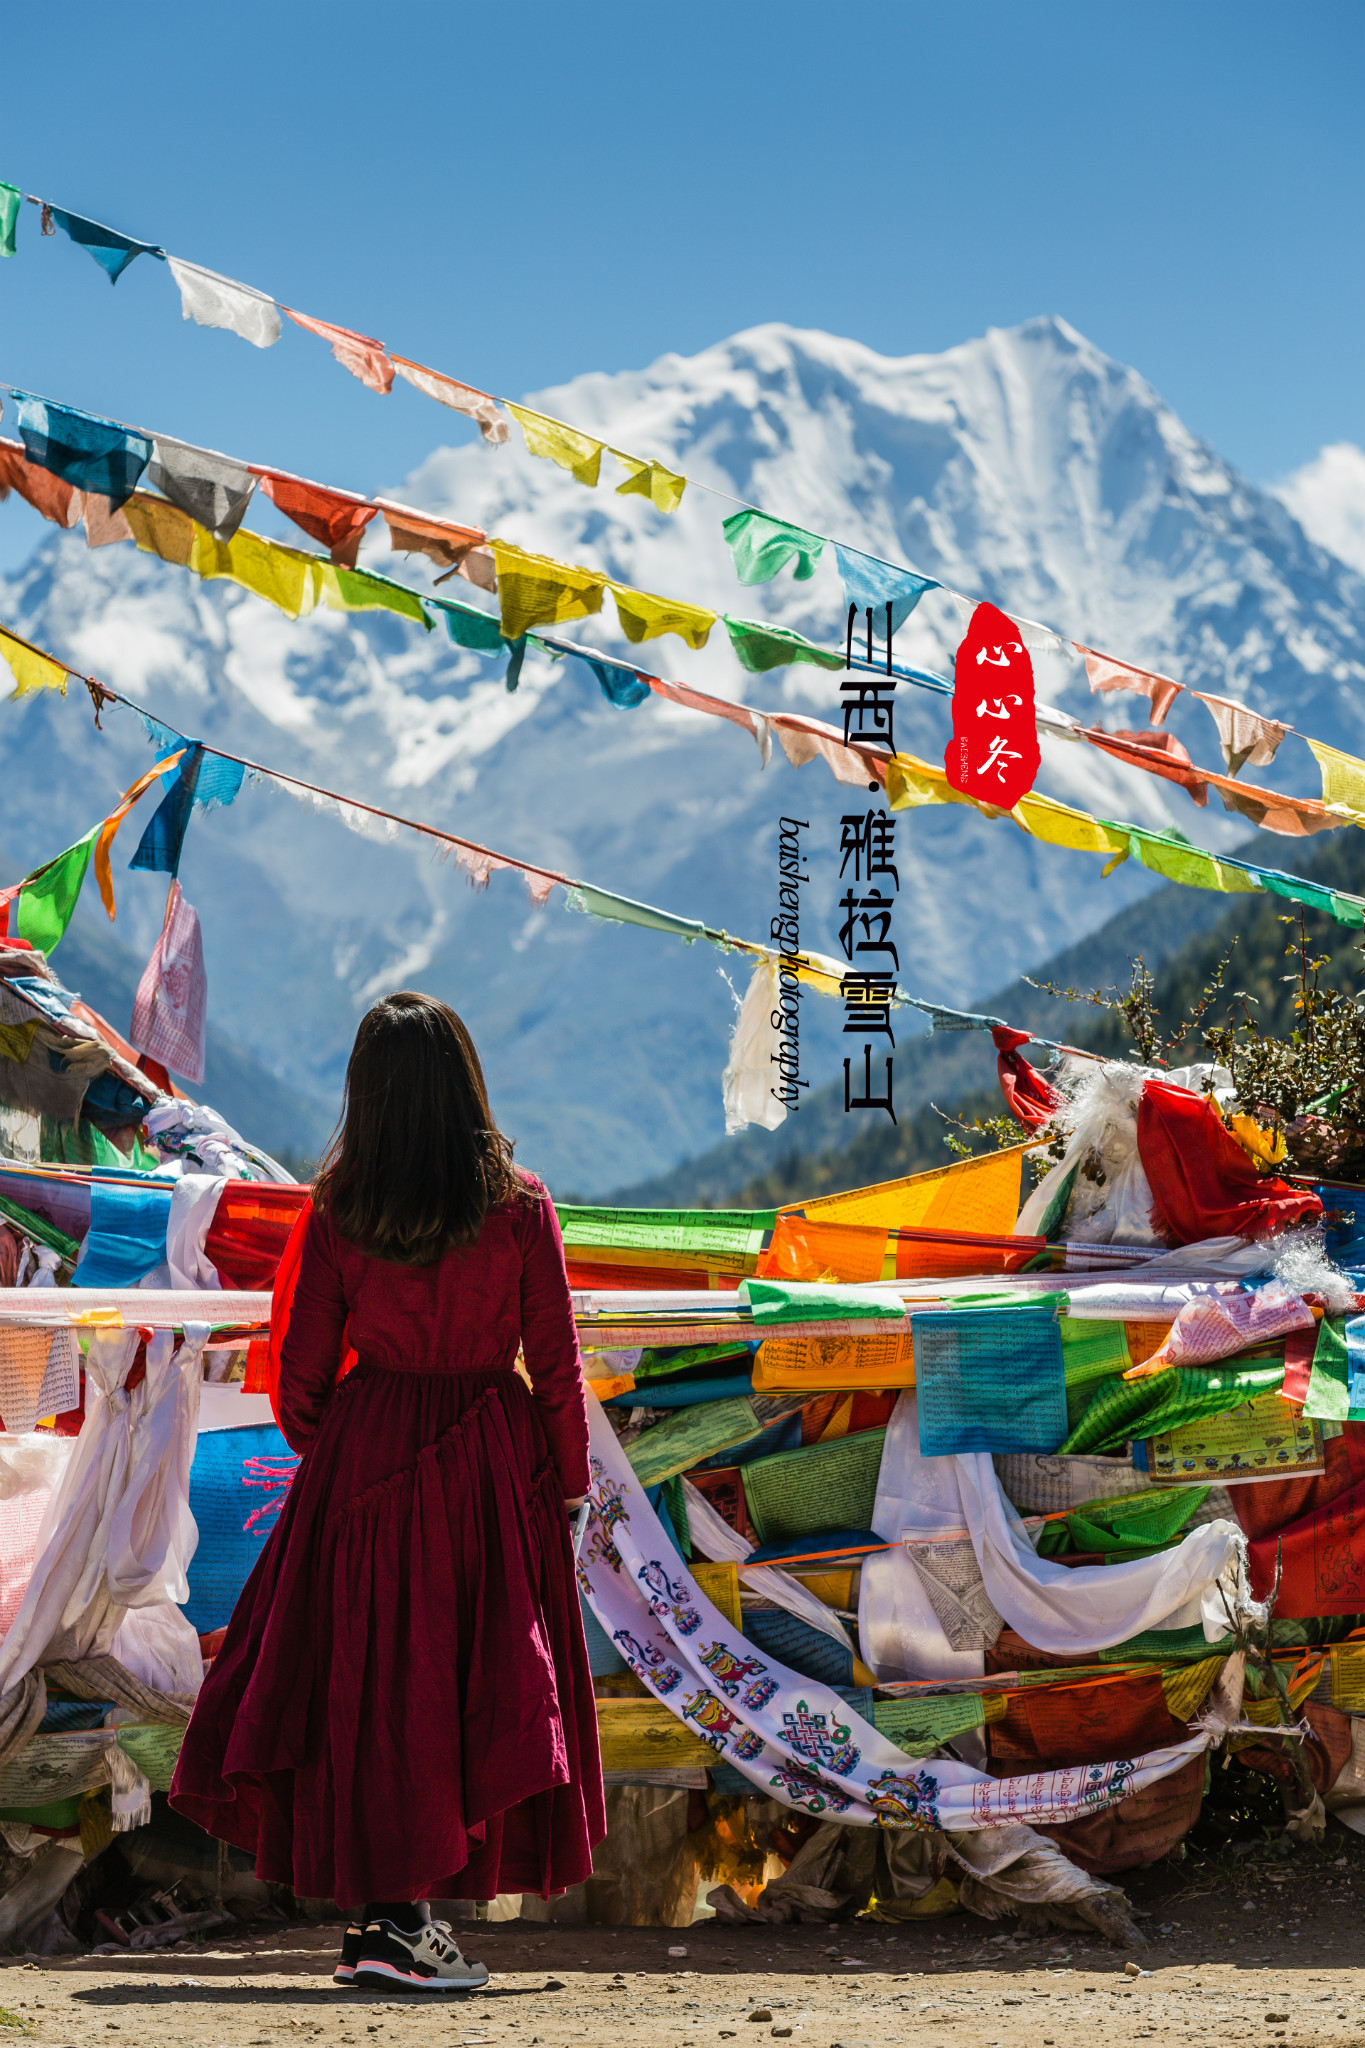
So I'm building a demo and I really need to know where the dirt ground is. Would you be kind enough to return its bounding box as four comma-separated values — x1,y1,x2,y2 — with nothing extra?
7,1843,1365,2048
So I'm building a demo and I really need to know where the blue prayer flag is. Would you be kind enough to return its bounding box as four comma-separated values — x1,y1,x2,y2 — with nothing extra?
129,746,202,876
46,206,164,284
585,656,651,708
914,1304,1067,1456
73,1176,173,1289
9,391,153,509
835,546,938,635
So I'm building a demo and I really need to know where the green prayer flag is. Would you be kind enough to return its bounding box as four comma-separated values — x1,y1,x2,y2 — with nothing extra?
633,1344,755,1384
0,183,19,259
724,615,844,674
1060,1357,1284,1456
115,1722,185,1792
873,1693,989,1757
722,511,825,586
1037,1163,1079,1240
742,1427,886,1543
323,565,433,629
741,1278,902,1324
1059,1315,1131,1428
626,1396,766,1488
1110,825,1263,896
557,1206,772,1267
16,827,98,953
1304,1317,1350,1423
1035,1485,1210,1559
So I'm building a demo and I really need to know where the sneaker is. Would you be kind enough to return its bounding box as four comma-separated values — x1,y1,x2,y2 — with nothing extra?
352,1917,489,1992
332,1923,365,1986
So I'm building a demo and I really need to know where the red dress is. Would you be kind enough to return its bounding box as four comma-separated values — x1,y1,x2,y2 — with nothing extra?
170,1173,605,1909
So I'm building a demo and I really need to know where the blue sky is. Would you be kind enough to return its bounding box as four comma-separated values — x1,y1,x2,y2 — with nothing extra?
0,0,1360,573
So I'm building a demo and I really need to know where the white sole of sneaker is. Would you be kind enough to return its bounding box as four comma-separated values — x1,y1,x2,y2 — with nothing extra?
352,1962,487,1992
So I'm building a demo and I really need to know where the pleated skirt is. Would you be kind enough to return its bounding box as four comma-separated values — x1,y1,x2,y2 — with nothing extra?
170,1362,605,1908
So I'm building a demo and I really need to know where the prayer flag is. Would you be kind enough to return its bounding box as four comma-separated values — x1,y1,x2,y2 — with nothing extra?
390,359,509,443
614,453,686,513
8,394,152,510
129,747,202,877
1138,1079,1323,1244
834,547,937,633
1074,645,1182,726
148,437,257,542
319,564,432,629
14,828,99,953
429,597,505,654
189,525,322,619
724,616,842,674
123,492,196,567
79,494,133,548
256,472,377,568
722,511,824,585
1083,726,1209,805
0,628,68,700
374,500,486,571
787,1147,1027,1235
491,541,607,640
284,309,394,394
0,439,81,528
129,881,208,1085
582,656,651,708
0,184,18,259
610,583,715,649
94,752,187,920
991,1025,1062,1129
1308,739,1365,816
1118,826,1263,894
45,206,164,283
945,601,1039,809
1189,690,1289,776
166,257,281,348
505,405,603,487
913,1305,1066,1456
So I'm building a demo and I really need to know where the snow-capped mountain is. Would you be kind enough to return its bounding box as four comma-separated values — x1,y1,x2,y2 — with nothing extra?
1,315,1361,1195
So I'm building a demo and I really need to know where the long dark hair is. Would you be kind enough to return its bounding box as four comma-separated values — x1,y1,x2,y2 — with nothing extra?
312,992,522,1263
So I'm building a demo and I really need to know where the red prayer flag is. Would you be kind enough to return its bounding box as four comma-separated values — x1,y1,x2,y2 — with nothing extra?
990,1024,1063,1130
1136,1079,1323,1245
945,602,1040,809
255,471,378,568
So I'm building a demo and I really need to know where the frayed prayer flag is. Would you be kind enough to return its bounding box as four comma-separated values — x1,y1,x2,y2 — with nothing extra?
130,880,207,1085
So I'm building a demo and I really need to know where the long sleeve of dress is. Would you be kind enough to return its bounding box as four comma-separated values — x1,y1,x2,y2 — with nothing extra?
277,1212,349,1454
519,1192,591,1497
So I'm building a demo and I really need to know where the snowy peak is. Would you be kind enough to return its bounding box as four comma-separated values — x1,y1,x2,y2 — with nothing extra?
1,316,1362,1195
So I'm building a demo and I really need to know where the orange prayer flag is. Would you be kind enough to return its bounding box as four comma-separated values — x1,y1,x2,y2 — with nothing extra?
93,751,186,921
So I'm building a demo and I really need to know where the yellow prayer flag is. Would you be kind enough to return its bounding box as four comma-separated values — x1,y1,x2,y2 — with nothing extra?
123,493,196,568
0,627,68,700
505,404,604,488
784,1147,1030,1235
610,582,715,650
1012,790,1131,857
613,452,687,513
190,526,322,620
1308,739,1365,820
490,540,608,641
883,751,979,813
